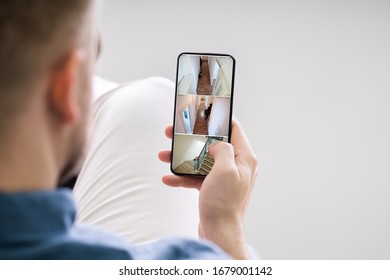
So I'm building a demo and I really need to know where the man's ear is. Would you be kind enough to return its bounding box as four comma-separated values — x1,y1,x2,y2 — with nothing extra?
47,50,84,124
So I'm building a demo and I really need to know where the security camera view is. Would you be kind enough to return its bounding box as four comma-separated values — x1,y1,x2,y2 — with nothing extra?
172,135,228,175
172,54,234,175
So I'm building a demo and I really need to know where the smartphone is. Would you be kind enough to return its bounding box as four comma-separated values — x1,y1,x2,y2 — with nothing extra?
171,52,235,176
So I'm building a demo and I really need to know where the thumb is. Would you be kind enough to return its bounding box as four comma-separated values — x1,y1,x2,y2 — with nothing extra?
208,142,236,170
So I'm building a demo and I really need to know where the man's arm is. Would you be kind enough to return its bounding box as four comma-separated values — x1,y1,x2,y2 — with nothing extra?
158,119,258,259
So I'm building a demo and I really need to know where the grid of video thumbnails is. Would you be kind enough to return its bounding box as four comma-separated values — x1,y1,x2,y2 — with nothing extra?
172,54,233,175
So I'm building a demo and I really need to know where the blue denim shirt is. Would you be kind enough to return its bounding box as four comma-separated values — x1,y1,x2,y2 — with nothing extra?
0,189,229,260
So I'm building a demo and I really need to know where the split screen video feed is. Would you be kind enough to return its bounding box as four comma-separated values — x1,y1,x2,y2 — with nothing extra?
172,54,234,175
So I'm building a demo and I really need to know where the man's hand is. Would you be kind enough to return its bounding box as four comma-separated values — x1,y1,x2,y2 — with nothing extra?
158,119,258,259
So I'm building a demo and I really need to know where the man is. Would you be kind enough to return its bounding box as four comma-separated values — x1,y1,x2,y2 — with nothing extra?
0,0,258,259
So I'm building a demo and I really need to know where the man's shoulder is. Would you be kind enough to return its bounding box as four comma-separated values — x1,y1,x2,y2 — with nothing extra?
0,189,229,260
51,223,230,260
131,236,231,260
56,223,135,259
66,223,230,260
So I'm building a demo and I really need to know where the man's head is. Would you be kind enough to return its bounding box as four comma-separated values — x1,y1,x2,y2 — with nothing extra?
0,0,98,191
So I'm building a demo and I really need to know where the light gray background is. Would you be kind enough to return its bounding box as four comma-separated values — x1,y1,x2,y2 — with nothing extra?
96,0,390,259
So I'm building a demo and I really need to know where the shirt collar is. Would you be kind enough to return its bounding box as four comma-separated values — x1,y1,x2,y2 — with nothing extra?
0,188,76,243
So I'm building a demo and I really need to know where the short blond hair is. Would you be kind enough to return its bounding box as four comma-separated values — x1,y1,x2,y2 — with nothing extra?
0,0,93,131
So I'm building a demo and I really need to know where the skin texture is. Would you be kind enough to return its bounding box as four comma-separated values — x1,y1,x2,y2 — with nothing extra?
158,119,258,259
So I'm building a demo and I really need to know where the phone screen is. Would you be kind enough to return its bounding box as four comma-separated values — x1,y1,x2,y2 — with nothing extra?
171,53,235,176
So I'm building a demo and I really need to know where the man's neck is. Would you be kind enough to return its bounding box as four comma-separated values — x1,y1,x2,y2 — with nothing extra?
0,118,58,193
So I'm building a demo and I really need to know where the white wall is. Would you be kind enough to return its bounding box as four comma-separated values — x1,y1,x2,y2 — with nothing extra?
219,57,233,95
208,57,219,83
96,0,390,259
172,135,207,169
209,56,233,95
177,55,200,94
208,98,231,137
175,95,198,134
